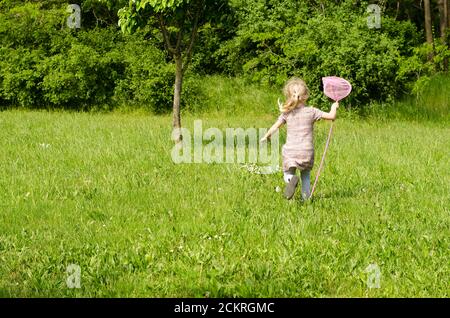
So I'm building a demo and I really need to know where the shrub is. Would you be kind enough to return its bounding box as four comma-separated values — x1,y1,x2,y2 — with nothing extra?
0,2,65,107
0,47,44,107
39,42,122,109
217,0,423,107
0,2,183,111
398,40,450,97
113,27,204,114
112,35,175,113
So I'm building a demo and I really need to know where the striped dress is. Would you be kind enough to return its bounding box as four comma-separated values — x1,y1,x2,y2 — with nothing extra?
278,106,324,172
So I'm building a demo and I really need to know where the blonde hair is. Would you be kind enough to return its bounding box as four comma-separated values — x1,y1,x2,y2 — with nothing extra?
278,77,309,113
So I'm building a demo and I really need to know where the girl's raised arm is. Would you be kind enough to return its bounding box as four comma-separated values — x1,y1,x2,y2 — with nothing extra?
321,102,339,121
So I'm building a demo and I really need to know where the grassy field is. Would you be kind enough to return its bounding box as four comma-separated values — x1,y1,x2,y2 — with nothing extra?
0,106,448,297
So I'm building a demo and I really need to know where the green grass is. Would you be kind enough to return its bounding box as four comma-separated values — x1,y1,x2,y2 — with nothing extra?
178,74,450,124
0,107,448,297
362,74,450,122
182,75,282,116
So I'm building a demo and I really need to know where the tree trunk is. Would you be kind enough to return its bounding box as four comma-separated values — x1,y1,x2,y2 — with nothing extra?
424,0,434,60
439,0,447,37
158,6,201,144
172,54,183,144
438,0,449,71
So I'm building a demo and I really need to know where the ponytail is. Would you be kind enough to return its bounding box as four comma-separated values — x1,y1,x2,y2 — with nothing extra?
279,77,309,113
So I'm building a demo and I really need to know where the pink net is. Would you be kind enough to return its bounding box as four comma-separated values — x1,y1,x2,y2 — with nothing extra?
322,76,352,101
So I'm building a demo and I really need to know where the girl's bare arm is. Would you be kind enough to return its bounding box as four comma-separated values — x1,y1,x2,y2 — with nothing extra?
321,102,339,120
260,119,285,142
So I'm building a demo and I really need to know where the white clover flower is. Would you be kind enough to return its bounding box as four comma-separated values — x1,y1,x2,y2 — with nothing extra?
39,143,51,149
240,163,279,175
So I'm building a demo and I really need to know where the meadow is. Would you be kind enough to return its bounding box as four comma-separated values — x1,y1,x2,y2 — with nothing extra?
0,76,449,297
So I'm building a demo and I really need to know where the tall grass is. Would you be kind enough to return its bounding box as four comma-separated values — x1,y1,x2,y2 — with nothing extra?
181,75,363,121
182,75,281,117
407,74,450,120
180,74,449,123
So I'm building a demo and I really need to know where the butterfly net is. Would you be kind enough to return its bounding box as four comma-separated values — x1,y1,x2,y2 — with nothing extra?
322,76,352,101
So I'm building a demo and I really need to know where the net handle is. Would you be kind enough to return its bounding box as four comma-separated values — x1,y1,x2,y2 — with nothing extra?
309,121,334,199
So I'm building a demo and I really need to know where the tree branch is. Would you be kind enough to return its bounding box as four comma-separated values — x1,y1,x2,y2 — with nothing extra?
175,10,186,52
182,2,202,73
159,13,176,55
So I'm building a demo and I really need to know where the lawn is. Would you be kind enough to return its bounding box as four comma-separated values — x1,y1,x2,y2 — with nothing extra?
0,109,448,297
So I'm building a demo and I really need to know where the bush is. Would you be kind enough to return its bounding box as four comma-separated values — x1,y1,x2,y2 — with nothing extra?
0,2,66,107
0,47,44,107
0,0,445,114
398,40,450,97
39,43,121,109
0,2,187,112
112,35,175,113
217,0,423,107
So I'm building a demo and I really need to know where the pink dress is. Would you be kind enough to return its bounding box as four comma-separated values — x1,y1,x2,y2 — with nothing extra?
278,106,324,172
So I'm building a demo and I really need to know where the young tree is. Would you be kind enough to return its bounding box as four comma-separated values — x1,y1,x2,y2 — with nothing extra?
424,0,434,43
424,0,434,60
438,0,449,70
112,0,226,143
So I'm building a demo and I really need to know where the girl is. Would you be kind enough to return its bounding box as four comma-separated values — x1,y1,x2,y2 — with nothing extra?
260,77,339,200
